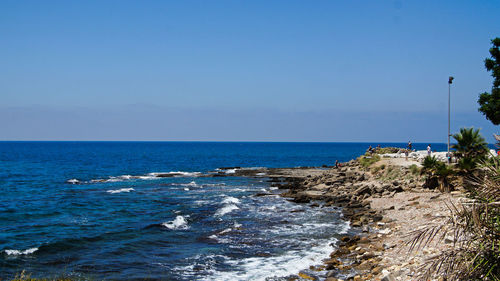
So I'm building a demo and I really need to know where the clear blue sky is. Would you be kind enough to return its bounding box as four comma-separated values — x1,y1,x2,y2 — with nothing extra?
1,0,498,142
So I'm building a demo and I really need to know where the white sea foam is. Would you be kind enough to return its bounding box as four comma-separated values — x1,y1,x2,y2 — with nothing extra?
229,188,246,192
180,181,199,188
149,171,201,177
162,215,189,230
184,188,190,191
219,228,232,234
85,171,202,184
194,200,207,206
233,222,242,228
4,247,38,256
204,183,226,187
215,204,239,217
137,175,158,180
106,188,134,194
66,179,80,184
106,177,123,182
222,196,240,204
225,169,237,174
172,254,226,278
211,242,334,281
180,171,201,177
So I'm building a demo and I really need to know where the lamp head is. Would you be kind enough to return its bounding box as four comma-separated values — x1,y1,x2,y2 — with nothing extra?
448,76,454,84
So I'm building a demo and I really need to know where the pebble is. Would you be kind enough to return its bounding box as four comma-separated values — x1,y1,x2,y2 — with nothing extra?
379,228,391,235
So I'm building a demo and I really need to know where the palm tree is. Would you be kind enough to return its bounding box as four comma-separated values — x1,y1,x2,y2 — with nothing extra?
452,127,488,159
452,128,488,173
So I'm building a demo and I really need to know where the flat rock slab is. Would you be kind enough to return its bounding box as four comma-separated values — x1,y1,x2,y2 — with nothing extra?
311,183,329,190
299,190,325,198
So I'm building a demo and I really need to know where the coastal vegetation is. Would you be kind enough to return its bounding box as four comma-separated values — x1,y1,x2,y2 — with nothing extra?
421,156,454,192
409,127,499,280
405,37,500,279
359,126,498,279
411,157,500,280
374,147,400,154
358,154,380,168
409,164,420,175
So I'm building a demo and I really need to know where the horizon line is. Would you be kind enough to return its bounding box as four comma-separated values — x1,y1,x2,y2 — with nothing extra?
0,140,460,144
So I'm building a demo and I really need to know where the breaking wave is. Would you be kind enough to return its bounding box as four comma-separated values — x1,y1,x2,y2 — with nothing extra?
3,248,38,256
210,243,335,281
162,216,189,230
106,188,134,194
67,171,202,185
215,204,239,217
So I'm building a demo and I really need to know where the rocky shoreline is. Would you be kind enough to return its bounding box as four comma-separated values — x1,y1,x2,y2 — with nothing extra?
66,156,459,280
245,156,460,281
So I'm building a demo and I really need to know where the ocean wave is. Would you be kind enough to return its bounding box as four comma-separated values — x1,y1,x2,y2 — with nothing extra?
204,183,226,187
264,221,349,236
3,247,38,256
149,171,201,178
136,175,157,180
215,204,239,217
162,216,189,230
172,254,227,278
222,196,240,204
68,171,202,185
219,228,232,234
180,181,199,188
106,188,134,194
211,243,334,281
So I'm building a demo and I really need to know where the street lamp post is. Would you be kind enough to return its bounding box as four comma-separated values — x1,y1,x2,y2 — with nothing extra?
448,76,454,162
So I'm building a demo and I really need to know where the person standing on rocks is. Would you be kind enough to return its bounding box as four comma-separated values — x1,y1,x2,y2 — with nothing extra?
367,145,373,154
427,144,432,156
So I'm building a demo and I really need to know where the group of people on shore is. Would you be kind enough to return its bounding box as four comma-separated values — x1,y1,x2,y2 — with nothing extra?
366,144,381,154
406,142,434,160
365,141,435,161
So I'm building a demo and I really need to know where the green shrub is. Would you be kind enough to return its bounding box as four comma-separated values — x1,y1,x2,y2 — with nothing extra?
358,154,380,168
409,164,419,175
376,147,400,154
421,156,454,192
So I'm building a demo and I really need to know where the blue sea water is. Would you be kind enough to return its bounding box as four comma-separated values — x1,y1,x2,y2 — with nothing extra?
0,142,448,280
